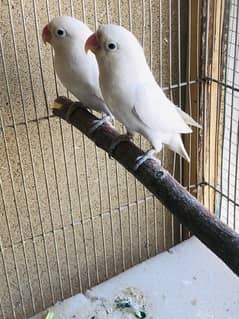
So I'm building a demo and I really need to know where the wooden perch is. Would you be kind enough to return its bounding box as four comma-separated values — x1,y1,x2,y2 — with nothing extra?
53,96,239,276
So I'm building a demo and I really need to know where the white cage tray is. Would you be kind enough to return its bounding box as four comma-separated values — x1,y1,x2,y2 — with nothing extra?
31,237,239,319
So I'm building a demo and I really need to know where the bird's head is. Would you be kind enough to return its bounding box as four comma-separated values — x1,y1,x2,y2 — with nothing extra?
85,24,145,66
42,16,91,50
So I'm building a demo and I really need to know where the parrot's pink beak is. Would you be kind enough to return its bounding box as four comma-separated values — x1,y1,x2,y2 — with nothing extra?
85,33,100,54
42,25,52,45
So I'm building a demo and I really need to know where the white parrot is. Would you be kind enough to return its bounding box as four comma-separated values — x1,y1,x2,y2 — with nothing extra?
85,24,201,169
42,16,113,131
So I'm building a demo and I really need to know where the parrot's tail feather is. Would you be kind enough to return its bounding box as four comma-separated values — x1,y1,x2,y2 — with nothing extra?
166,134,190,162
177,108,202,129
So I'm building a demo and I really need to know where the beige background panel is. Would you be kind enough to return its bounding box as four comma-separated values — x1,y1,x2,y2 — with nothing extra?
0,1,194,318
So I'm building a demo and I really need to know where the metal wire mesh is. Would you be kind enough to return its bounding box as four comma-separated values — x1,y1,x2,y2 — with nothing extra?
200,0,239,232
219,1,239,231
1,0,237,318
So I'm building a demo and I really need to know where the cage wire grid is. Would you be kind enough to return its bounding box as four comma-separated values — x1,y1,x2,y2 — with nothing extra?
200,0,239,230
0,0,238,318
219,1,239,230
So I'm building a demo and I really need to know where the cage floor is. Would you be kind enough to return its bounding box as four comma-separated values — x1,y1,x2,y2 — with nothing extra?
31,237,239,319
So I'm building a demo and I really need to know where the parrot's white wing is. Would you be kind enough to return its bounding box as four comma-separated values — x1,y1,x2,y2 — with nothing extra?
132,82,192,134
176,107,202,128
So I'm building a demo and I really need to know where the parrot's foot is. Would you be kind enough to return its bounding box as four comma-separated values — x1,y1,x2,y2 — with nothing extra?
134,149,161,171
65,102,81,122
109,133,133,157
89,114,113,134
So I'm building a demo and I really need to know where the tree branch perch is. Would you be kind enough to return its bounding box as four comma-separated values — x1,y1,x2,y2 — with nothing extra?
53,96,239,276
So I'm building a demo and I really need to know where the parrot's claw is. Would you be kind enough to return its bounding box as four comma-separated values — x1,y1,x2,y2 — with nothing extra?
65,102,80,122
109,134,132,157
89,115,113,134
134,149,161,171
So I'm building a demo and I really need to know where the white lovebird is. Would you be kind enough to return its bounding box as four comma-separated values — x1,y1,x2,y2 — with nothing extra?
42,16,113,131
85,24,201,169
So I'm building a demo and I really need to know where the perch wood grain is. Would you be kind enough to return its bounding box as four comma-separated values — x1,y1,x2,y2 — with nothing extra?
53,96,239,276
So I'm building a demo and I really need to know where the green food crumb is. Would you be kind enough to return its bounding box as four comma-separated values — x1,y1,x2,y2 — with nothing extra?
135,310,146,318
115,297,131,309
45,311,55,319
